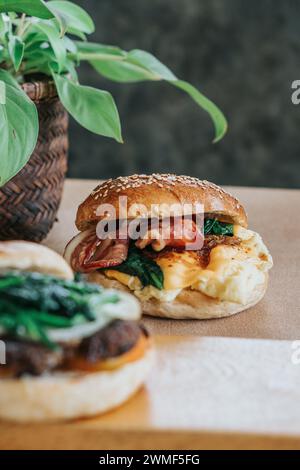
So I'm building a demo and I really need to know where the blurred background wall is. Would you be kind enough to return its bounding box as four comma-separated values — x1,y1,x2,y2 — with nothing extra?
69,0,300,188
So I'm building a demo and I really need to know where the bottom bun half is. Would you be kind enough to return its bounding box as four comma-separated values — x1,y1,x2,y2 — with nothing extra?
87,271,269,320
0,347,154,423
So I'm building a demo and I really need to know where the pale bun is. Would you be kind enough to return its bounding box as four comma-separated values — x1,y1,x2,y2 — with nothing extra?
87,271,268,320
0,241,73,280
76,174,247,231
0,348,154,423
141,276,268,319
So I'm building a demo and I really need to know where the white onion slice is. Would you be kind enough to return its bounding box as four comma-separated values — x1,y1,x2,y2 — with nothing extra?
63,229,93,265
47,290,141,343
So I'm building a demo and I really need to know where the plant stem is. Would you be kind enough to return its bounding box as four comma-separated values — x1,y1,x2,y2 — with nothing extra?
70,52,126,62
16,13,26,37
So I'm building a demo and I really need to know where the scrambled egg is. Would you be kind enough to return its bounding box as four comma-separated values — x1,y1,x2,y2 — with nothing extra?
104,226,273,305
134,286,182,302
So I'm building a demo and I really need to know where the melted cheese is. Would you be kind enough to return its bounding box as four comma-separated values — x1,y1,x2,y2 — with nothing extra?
155,251,202,290
105,270,142,290
104,270,181,302
104,226,273,305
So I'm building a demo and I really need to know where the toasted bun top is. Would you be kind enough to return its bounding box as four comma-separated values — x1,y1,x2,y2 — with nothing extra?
76,174,247,231
0,241,74,280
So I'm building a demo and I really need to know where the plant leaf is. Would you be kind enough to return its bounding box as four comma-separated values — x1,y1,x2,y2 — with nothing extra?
65,26,86,40
47,0,94,35
0,79,5,103
0,0,53,19
125,49,177,80
23,30,47,49
80,45,227,142
109,49,227,142
84,47,177,81
62,35,77,54
0,12,5,35
0,69,38,186
64,57,78,82
51,71,122,142
23,46,56,75
8,34,24,71
34,22,66,71
76,41,127,60
0,45,4,63
91,59,161,83
79,44,170,82
171,80,228,143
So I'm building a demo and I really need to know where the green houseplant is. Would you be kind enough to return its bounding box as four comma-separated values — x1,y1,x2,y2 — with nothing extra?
0,0,227,241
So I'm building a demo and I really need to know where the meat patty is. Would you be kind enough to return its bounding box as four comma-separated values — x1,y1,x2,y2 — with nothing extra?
4,338,65,377
79,320,146,364
2,320,146,377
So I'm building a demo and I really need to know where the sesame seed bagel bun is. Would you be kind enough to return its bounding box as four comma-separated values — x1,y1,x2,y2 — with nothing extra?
76,174,247,231
0,347,154,423
0,241,73,280
86,271,269,320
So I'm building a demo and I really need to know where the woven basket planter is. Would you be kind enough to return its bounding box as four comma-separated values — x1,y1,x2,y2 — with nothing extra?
0,78,68,242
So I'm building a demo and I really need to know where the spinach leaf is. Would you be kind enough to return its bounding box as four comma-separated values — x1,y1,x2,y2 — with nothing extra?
114,245,164,290
204,219,234,236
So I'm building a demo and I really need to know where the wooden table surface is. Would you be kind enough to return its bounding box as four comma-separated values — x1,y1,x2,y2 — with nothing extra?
1,179,300,450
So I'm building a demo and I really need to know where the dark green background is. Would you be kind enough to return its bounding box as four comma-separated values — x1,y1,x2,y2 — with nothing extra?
68,0,300,188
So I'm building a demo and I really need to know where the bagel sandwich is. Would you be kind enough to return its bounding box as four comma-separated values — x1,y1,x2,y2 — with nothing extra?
0,241,153,422
64,174,273,320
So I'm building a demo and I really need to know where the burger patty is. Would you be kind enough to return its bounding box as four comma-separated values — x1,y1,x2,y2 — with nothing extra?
4,339,65,377
2,320,146,377
79,319,147,363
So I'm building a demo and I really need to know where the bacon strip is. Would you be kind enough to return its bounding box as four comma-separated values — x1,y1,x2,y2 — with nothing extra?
135,218,203,251
68,218,203,272
70,231,129,273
